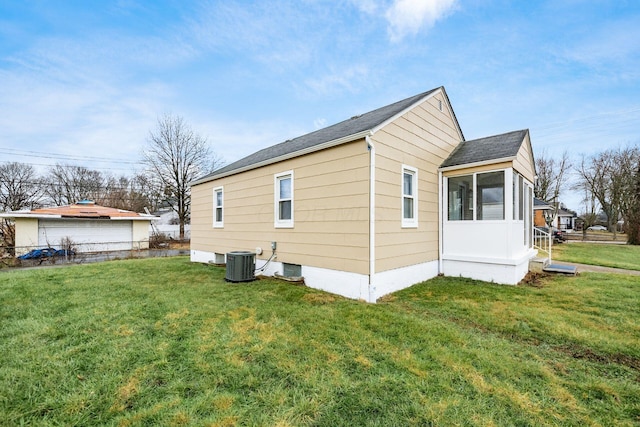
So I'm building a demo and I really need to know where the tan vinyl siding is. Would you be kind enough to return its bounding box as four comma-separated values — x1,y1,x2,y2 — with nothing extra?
14,218,39,256
191,140,370,275
372,94,461,273
132,221,151,249
513,134,536,183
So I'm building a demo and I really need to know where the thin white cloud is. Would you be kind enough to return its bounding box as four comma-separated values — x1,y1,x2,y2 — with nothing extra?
313,118,327,129
187,2,316,70
349,0,380,14
385,0,458,42
302,65,372,97
559,17,640,73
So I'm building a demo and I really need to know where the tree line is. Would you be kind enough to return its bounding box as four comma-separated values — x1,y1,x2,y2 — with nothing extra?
1,114,222,247
534,144,640,245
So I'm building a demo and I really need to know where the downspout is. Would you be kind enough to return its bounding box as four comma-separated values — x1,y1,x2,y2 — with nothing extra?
438,170,443,275
367,135,376,303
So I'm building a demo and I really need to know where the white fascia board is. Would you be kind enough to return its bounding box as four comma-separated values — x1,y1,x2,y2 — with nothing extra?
190,130,372,186
111,217,156,221
438,156,516,173
0,213,61,219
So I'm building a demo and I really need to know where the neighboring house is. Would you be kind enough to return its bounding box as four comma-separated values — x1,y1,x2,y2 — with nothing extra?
534,198,552,227
150,208,191,240
190,86,537,302
0,200,156,255
555,207,577,231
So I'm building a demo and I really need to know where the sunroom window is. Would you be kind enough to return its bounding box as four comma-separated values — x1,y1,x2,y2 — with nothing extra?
477,171,504,220
447,170,506,221
448,175,473,221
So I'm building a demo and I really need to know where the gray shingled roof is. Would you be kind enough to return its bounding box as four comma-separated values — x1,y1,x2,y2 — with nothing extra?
534,197,551,208
440,129,529,169
193,87,454,184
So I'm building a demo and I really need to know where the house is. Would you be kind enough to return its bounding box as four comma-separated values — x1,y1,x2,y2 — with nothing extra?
555,207,577,231
0,200,157,255
534,198,552,227
190,86,537,302
150,208,191,240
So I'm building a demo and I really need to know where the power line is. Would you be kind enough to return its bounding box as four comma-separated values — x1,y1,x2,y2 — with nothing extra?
0,147,143,165
0,160,144,172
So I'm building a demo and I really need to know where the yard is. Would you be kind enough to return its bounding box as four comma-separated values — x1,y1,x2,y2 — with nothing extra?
553,241,640,271
1,257,639,426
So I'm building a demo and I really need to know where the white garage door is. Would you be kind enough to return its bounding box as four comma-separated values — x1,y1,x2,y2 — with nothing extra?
38,219,133,253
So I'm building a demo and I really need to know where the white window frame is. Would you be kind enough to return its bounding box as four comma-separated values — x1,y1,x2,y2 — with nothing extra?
213,186,224,228
274,170,294,228
446,168,507,222
402,165,418,228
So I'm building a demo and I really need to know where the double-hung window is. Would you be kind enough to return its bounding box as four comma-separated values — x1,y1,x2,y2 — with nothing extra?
213,187,223,228
402,165,418,227
275,171,294,228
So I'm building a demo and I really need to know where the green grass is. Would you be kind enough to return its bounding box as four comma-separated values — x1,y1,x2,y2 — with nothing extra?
1,257,639,426
553,242,640,270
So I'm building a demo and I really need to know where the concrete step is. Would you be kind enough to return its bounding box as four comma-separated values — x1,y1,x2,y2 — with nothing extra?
529,256,550,273
543,263,578,275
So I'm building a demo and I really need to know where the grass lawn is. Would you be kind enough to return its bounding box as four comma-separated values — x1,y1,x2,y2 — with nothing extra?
1,257,639,426
553,242,640,271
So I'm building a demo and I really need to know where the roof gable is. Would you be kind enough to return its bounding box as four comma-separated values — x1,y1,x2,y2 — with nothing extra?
440,129,529,170
193,86,462,185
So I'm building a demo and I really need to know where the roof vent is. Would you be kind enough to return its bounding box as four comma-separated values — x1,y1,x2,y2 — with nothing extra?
350,115,361,120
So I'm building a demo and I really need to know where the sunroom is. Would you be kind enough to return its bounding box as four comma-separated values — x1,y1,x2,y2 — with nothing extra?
439,129,537,284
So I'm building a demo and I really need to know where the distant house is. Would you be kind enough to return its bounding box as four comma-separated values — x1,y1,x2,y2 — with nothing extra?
190,86,537,302
534,198,552,227
555,207,577,231
0,200,156,255
150,208,191,240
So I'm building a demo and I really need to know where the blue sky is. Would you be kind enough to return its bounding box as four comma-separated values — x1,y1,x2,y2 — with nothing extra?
1,0,639,210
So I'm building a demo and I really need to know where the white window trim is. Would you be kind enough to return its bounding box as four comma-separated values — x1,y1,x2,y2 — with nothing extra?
274,170,294,228
445,168,509,223
213,186,224,228
402,165,418,228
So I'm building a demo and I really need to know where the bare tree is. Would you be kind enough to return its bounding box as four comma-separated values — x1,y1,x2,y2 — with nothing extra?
534,150,572,226
575,184,599,240
575,146,639,240
627,163,640,245
0,162,45,254
100,173,164,213
45,164,106,206
143,114,222,239
0,162,44,211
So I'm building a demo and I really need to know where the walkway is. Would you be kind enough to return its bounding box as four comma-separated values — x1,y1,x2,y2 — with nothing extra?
570,262,640,276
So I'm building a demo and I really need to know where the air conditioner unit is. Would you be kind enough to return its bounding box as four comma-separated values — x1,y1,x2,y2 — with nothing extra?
225,251,256,282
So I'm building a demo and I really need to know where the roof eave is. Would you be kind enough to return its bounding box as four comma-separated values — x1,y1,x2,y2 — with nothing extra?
439,156,516,173
190,129,373,185
0,213,62,219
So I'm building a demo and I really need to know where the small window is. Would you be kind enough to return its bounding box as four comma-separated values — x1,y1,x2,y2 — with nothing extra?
402,166,418,227
213,187,223,228
448,174,473,221
275,171,294,228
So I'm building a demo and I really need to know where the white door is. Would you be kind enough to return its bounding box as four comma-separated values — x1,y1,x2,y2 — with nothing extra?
38,219,133,253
